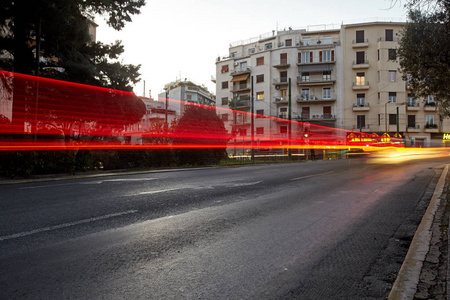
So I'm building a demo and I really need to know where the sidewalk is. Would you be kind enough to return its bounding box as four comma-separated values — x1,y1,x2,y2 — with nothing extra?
389,164,449,300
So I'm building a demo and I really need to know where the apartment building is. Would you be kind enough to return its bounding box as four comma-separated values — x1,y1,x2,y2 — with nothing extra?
215,21,449,148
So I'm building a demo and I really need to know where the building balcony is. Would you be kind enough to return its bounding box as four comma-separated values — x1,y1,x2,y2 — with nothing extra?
352,103,370,111
273,59,290,68
296,94,336,103
352,82,370,90
274,97,288,105
296,38,340,48
229,97,250,110
352,125,371,132
231,85,250,93
406,124,421,133
296,114,336,121
352,39,369,48
297,59,336,66
352,60,369,69
273,78,289,86
230,67,251,76
297,76,336,86
424,103,437,111
424,124,438,132
406,102,420,111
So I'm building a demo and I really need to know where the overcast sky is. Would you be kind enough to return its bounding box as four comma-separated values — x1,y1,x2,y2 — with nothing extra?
95,0,408,99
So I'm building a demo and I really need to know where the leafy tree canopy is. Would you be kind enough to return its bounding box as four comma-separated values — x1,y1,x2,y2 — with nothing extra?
396,0,450,115
0,0,145,92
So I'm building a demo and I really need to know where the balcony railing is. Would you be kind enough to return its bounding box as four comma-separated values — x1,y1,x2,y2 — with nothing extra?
232,84,250,92
297,76,336,85
231,67,251,75
353,102,369,107
378,37,400,42
352,38,369,44
273,77,289,85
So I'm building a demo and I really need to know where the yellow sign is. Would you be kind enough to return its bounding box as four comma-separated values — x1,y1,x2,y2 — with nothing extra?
443,133,450,141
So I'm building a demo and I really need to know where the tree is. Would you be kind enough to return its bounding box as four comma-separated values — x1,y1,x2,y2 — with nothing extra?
172,105,230,165
396,0,450,115
0,0,145,91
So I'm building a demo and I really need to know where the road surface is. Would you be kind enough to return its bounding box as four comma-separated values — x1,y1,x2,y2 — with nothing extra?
1,156,448,299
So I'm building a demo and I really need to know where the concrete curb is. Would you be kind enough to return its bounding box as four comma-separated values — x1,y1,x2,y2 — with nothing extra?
388,164,449,300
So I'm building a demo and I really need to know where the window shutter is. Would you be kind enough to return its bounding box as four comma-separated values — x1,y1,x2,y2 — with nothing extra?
298,52,302,63
309,52,313,62
319,51,322,62
331,50,335,61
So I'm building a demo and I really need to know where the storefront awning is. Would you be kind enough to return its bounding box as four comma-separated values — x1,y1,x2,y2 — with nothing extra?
298,64,334,73
230,74,249,82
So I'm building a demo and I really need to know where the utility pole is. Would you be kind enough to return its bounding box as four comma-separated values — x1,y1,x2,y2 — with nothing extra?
251,76,255,163
288,78,292,160
396,106,399,138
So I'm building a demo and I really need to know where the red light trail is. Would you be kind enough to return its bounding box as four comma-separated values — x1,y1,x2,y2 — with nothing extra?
0,71,405,153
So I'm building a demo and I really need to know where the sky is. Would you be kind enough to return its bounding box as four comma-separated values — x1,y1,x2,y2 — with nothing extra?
95,0,408,99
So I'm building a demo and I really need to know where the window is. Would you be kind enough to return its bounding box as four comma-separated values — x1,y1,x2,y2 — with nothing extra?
356,30,365,43
280,53,287,65
221,65,229,73
248,48,255,55
322,50,332,62
302,107,310,119
389,114,397,125
280,71,287,82
221,114,229,121
385,29,394,41
230,52,237,58
301,72,310,82
239,61,247,70
256,91,264,100
256,74,264,83
322,88,331,99
426,115,435,126
357,93,365,106
323,36,332,44
301,89,310,100
357,115,366,128
356,72,365,85
323,71,331,80
300,51,311,63
426,95,435,105
407,94,415,106
264,43,272,50
256,57,264,66
281,89,287,99
256,109,264,117
285,39,292,46
221,81,228,89
408,115,416,128
356,51,365,64
256,127,264,135
389,70,397,82
388,49,397,60
377,49,380,61
323,106,331,119
279,107,287,119
221,97,228,105
302,38,311,46
280,126,288,134
388,92,397,103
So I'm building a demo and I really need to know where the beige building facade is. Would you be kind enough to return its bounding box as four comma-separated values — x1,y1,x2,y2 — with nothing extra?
215,21,449,148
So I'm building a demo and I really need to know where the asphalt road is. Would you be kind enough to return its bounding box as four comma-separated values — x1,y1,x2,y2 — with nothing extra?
1,156,449,299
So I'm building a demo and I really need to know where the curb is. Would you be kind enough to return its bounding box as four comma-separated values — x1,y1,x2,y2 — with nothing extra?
388,164,449,300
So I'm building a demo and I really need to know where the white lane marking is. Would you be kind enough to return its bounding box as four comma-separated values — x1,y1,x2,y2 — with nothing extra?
81,178,160,184
229,181,262,187
291,171,335,181
137,188,183,195
0,210,138,242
